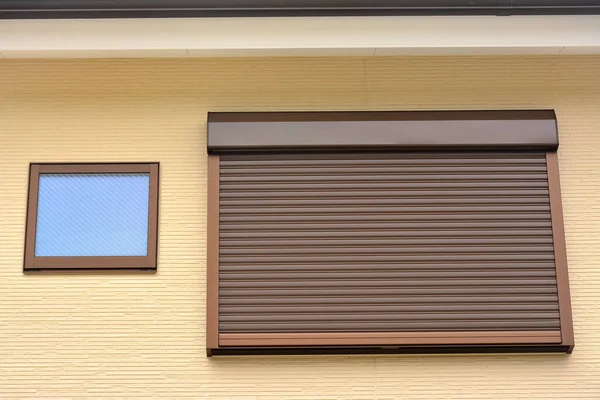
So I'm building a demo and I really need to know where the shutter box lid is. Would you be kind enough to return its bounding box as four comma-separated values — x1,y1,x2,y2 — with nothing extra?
207,110,558,152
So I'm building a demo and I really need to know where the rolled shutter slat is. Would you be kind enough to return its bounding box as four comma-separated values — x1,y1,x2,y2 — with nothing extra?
221,321,561,332
221,214,551,222
221,189,551,198
221,304,560,313
220,295,559,305
220,262,556,271
221,182,550,190
221,287,558,296
221,222,553,230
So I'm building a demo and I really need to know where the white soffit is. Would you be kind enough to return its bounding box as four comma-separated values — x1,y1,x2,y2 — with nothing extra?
0,16,599,59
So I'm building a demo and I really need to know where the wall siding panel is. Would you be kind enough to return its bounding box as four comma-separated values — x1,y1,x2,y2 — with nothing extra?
0,56,599,399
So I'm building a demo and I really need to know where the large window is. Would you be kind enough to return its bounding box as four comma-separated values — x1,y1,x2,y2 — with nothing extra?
205,110,574,356
24,163,159,271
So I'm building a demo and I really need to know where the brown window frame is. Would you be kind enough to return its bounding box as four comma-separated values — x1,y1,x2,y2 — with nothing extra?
24,163,159,271
206,111,574,356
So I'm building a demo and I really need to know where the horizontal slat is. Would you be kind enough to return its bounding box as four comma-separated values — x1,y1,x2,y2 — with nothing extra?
220,278,558,288
220,270,556,280
220,304,559,313
220,254,556,263
220,321,561,332
221,238,553,247
221,222,553,230
221,166,548,174
220,152,547,162
218,331,562,347
221,230,553,238
220,287,558,296
220,312,560,322
221,158,549,166
220,189,550,198
221,183,550,192
220,262,556,271
220,198,550,207
221,174,548,182
220,295,560,305
221,246,555,255
220,205,550,214
221,214,551,222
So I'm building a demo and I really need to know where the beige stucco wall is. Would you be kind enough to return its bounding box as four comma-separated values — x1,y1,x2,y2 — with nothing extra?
1,56,599,399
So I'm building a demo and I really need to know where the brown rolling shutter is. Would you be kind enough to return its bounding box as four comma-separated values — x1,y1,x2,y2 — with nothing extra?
206,111,573,356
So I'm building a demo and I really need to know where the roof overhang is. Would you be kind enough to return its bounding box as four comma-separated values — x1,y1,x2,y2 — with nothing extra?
1,15,599,59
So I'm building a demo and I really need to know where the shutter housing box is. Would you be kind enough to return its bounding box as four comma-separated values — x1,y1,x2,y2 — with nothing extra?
206,110,573,356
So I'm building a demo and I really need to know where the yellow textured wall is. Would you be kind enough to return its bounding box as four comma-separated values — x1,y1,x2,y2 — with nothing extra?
1,56,600,399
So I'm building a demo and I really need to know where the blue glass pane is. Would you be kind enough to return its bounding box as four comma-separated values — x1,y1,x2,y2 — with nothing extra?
35,173,150,257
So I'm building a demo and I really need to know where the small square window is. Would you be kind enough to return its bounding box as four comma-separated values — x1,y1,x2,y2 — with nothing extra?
24,164,159,271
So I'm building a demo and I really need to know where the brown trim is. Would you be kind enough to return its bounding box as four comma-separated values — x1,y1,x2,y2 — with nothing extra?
33,256,153,269
23,164,41,271
23,163,160,271
219,331,562,347
38,163,151,174
147,163,160,268
208,110,558,152
206,155,220,355
546,151,575,353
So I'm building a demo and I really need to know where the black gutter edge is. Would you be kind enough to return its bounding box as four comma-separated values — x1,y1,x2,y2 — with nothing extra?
1,1,600,19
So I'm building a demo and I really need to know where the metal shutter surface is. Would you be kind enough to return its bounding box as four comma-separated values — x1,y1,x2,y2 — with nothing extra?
218,152,560,334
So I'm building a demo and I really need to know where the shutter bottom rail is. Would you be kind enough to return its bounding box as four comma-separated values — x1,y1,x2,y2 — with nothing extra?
219,331,561,347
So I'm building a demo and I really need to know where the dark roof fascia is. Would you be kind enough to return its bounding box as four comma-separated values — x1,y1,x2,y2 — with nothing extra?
1,0,600,19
